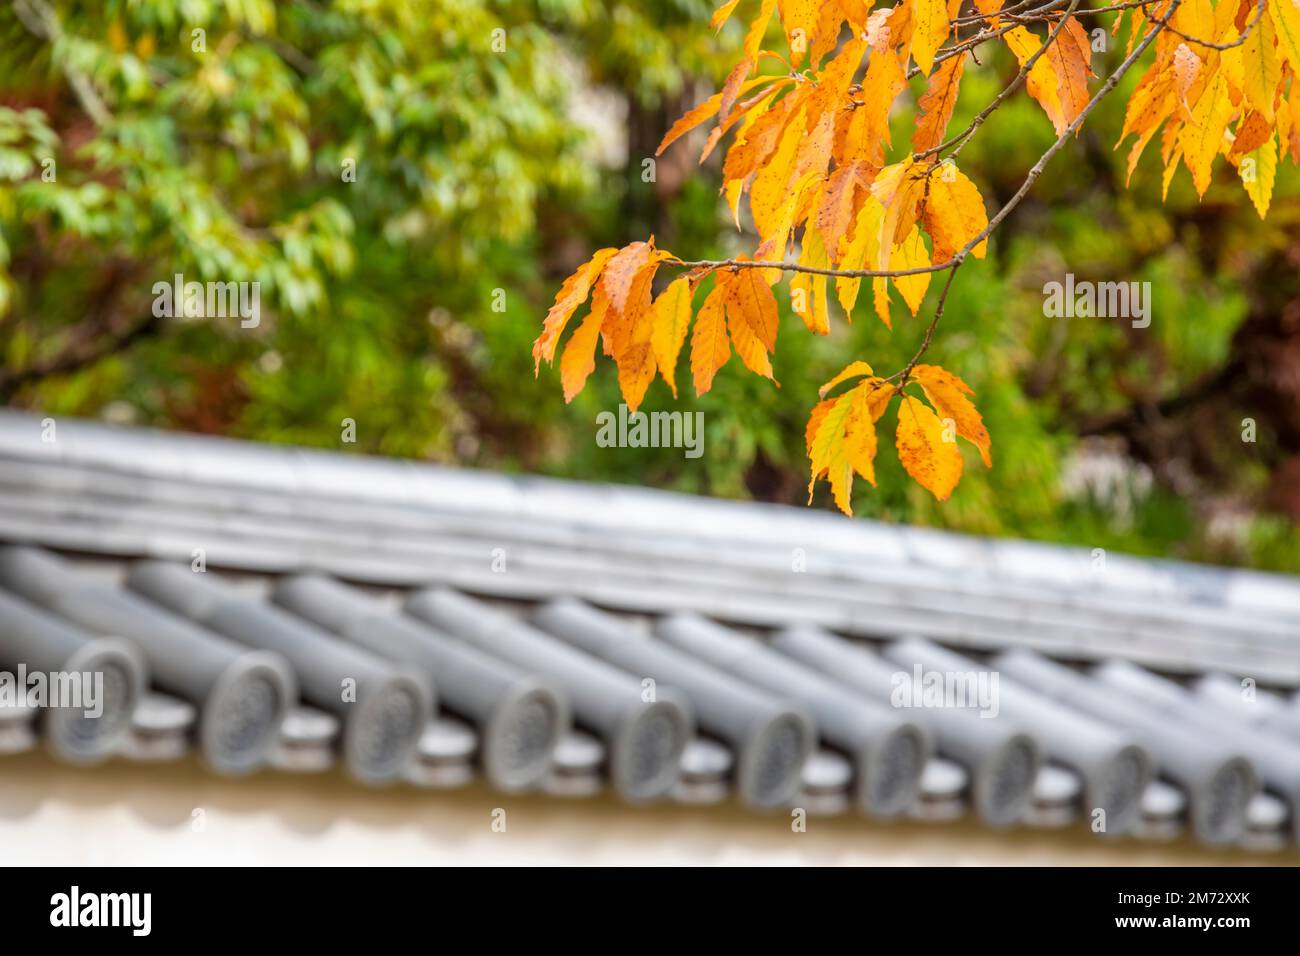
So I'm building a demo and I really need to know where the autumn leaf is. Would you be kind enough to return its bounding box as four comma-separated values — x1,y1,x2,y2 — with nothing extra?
807,374,894,513
911,363,992,465
724,266,780,380
836,196,885,316
791,228,831,335
1004,26,1069,135
890,225,931,317
1268,0,1300,73
541,0,1293,517
559,281,611,402
691,282,731,395
923,163,989,264
781,0,821,67
1237,132,1278,218
534,247,618,372
1046,16,1095,125
656,76,776,155
819,359,875,396
910,0,951,76
1179,70,1234,197
719,0,778,121
896,395,963,500
912,54,966,152
711,0,743,31
650,278,695,398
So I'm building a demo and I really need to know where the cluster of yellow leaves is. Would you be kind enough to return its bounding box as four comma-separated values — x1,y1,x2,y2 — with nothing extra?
807,361,991,511
532,241,780,413
534,0,1288,513
1119,0,1300,216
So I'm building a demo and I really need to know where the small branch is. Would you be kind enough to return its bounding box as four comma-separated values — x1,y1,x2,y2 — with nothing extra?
916,0,1085,162
1144,0,1263,51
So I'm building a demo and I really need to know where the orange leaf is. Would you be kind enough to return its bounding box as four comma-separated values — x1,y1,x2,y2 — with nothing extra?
896,395,963,500
1004,26,1067,135
534,247,618,372
912,53,965,152
691,283,731,394
724,267,779,379
559,282,611,401
1046,16,1094,128
911,363,992,465
922,162,988,263
656,76,775,155
816,162,869,265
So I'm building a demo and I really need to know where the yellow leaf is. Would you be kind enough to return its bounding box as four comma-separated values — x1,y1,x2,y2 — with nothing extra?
911,363,991,465
870,158,923,250
534,247,618,372
842,387,882,484
1242,8,1280,122
1045,16,1094,127
891,225,931,316
650,278,695,398
807,391,856,504
923,163,988,263
896,395,963,500
691,283,731,395
835,196,884,315
1179,70,1234,197
719,0,779,121
791,229,831,335
846,46,906,166
755,170,819,281
909,0,950,76
559,283,611,402
1004,27,1067,134
807,379,892,513
750,105,807,240
1239,132,1278,218
1272,0,1300,74
711,0,743,31
781,0,821,67
819,360,874,396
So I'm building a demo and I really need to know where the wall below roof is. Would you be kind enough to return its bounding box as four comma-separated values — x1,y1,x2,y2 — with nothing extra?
0,751,1281,866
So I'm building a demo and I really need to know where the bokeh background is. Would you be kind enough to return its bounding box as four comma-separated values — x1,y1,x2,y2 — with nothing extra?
2,0,1298,570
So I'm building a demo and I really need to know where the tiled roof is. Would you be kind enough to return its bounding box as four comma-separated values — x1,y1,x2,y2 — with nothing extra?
0,410,1298,853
